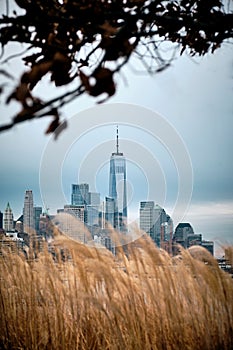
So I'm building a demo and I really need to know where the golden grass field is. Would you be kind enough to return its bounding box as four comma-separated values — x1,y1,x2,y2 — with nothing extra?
0,232,233,350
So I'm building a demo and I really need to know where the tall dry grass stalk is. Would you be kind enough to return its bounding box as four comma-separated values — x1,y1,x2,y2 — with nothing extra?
0,232,233,350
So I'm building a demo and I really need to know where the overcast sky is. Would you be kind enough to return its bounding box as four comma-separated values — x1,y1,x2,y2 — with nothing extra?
0,2,233,255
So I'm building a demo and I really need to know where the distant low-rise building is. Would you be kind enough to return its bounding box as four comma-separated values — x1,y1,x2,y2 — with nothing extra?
15,220,23,233
173,222,214,256
64,205,85,222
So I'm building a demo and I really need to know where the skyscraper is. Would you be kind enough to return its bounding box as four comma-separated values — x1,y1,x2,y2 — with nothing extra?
153,204,167,246
3,202,14,231
109,127,127,230
88,192,100,206
23,190,34,233
140,201,170,246
86,192,100,227
139,201,155,239
105,197,115,228
71,183,89,205
33,206,42,233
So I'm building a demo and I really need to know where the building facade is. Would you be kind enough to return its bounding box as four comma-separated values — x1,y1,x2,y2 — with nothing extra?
64,204,85,222
71,183,89,205
23,190,34,233
187,233,202,248
153,204,167,246
3,202,14,231
86,205,99,227
173,222,214,255
86,192,101,227
173,222,195,248
33,206,42,233
140,201,170,247
104,197,115,228
201,240,214,255
88,192,100,206
139,201,155,239
54,209,86,243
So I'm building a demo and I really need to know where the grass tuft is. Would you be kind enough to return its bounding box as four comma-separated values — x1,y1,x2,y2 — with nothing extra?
0,234,233,350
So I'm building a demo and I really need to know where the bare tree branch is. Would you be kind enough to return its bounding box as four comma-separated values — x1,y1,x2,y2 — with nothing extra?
0,0,232,136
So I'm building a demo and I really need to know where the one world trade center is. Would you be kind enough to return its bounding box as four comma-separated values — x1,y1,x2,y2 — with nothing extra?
109,127,127,231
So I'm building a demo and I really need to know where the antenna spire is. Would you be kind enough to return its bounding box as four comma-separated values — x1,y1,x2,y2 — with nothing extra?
112,125,123,156
116,125,119,154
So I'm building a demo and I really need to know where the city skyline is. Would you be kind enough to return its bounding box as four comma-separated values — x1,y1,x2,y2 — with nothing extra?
0,36,232,255
0,124,181,226
1,113,232,256
0,130,216,256
0,185,214,254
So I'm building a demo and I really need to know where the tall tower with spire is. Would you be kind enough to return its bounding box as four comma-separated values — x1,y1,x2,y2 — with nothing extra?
108,126,127,230
3,202,14,231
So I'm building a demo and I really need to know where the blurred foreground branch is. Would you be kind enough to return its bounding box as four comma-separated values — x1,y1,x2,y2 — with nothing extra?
0,0,232,135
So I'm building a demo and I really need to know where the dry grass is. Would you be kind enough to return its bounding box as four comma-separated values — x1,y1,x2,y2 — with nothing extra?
0,233,233,350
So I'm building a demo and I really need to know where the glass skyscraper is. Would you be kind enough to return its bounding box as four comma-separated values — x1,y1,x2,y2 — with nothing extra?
33,206,42,233
140,201,170,246
71,183,89,205
109,127,127,230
